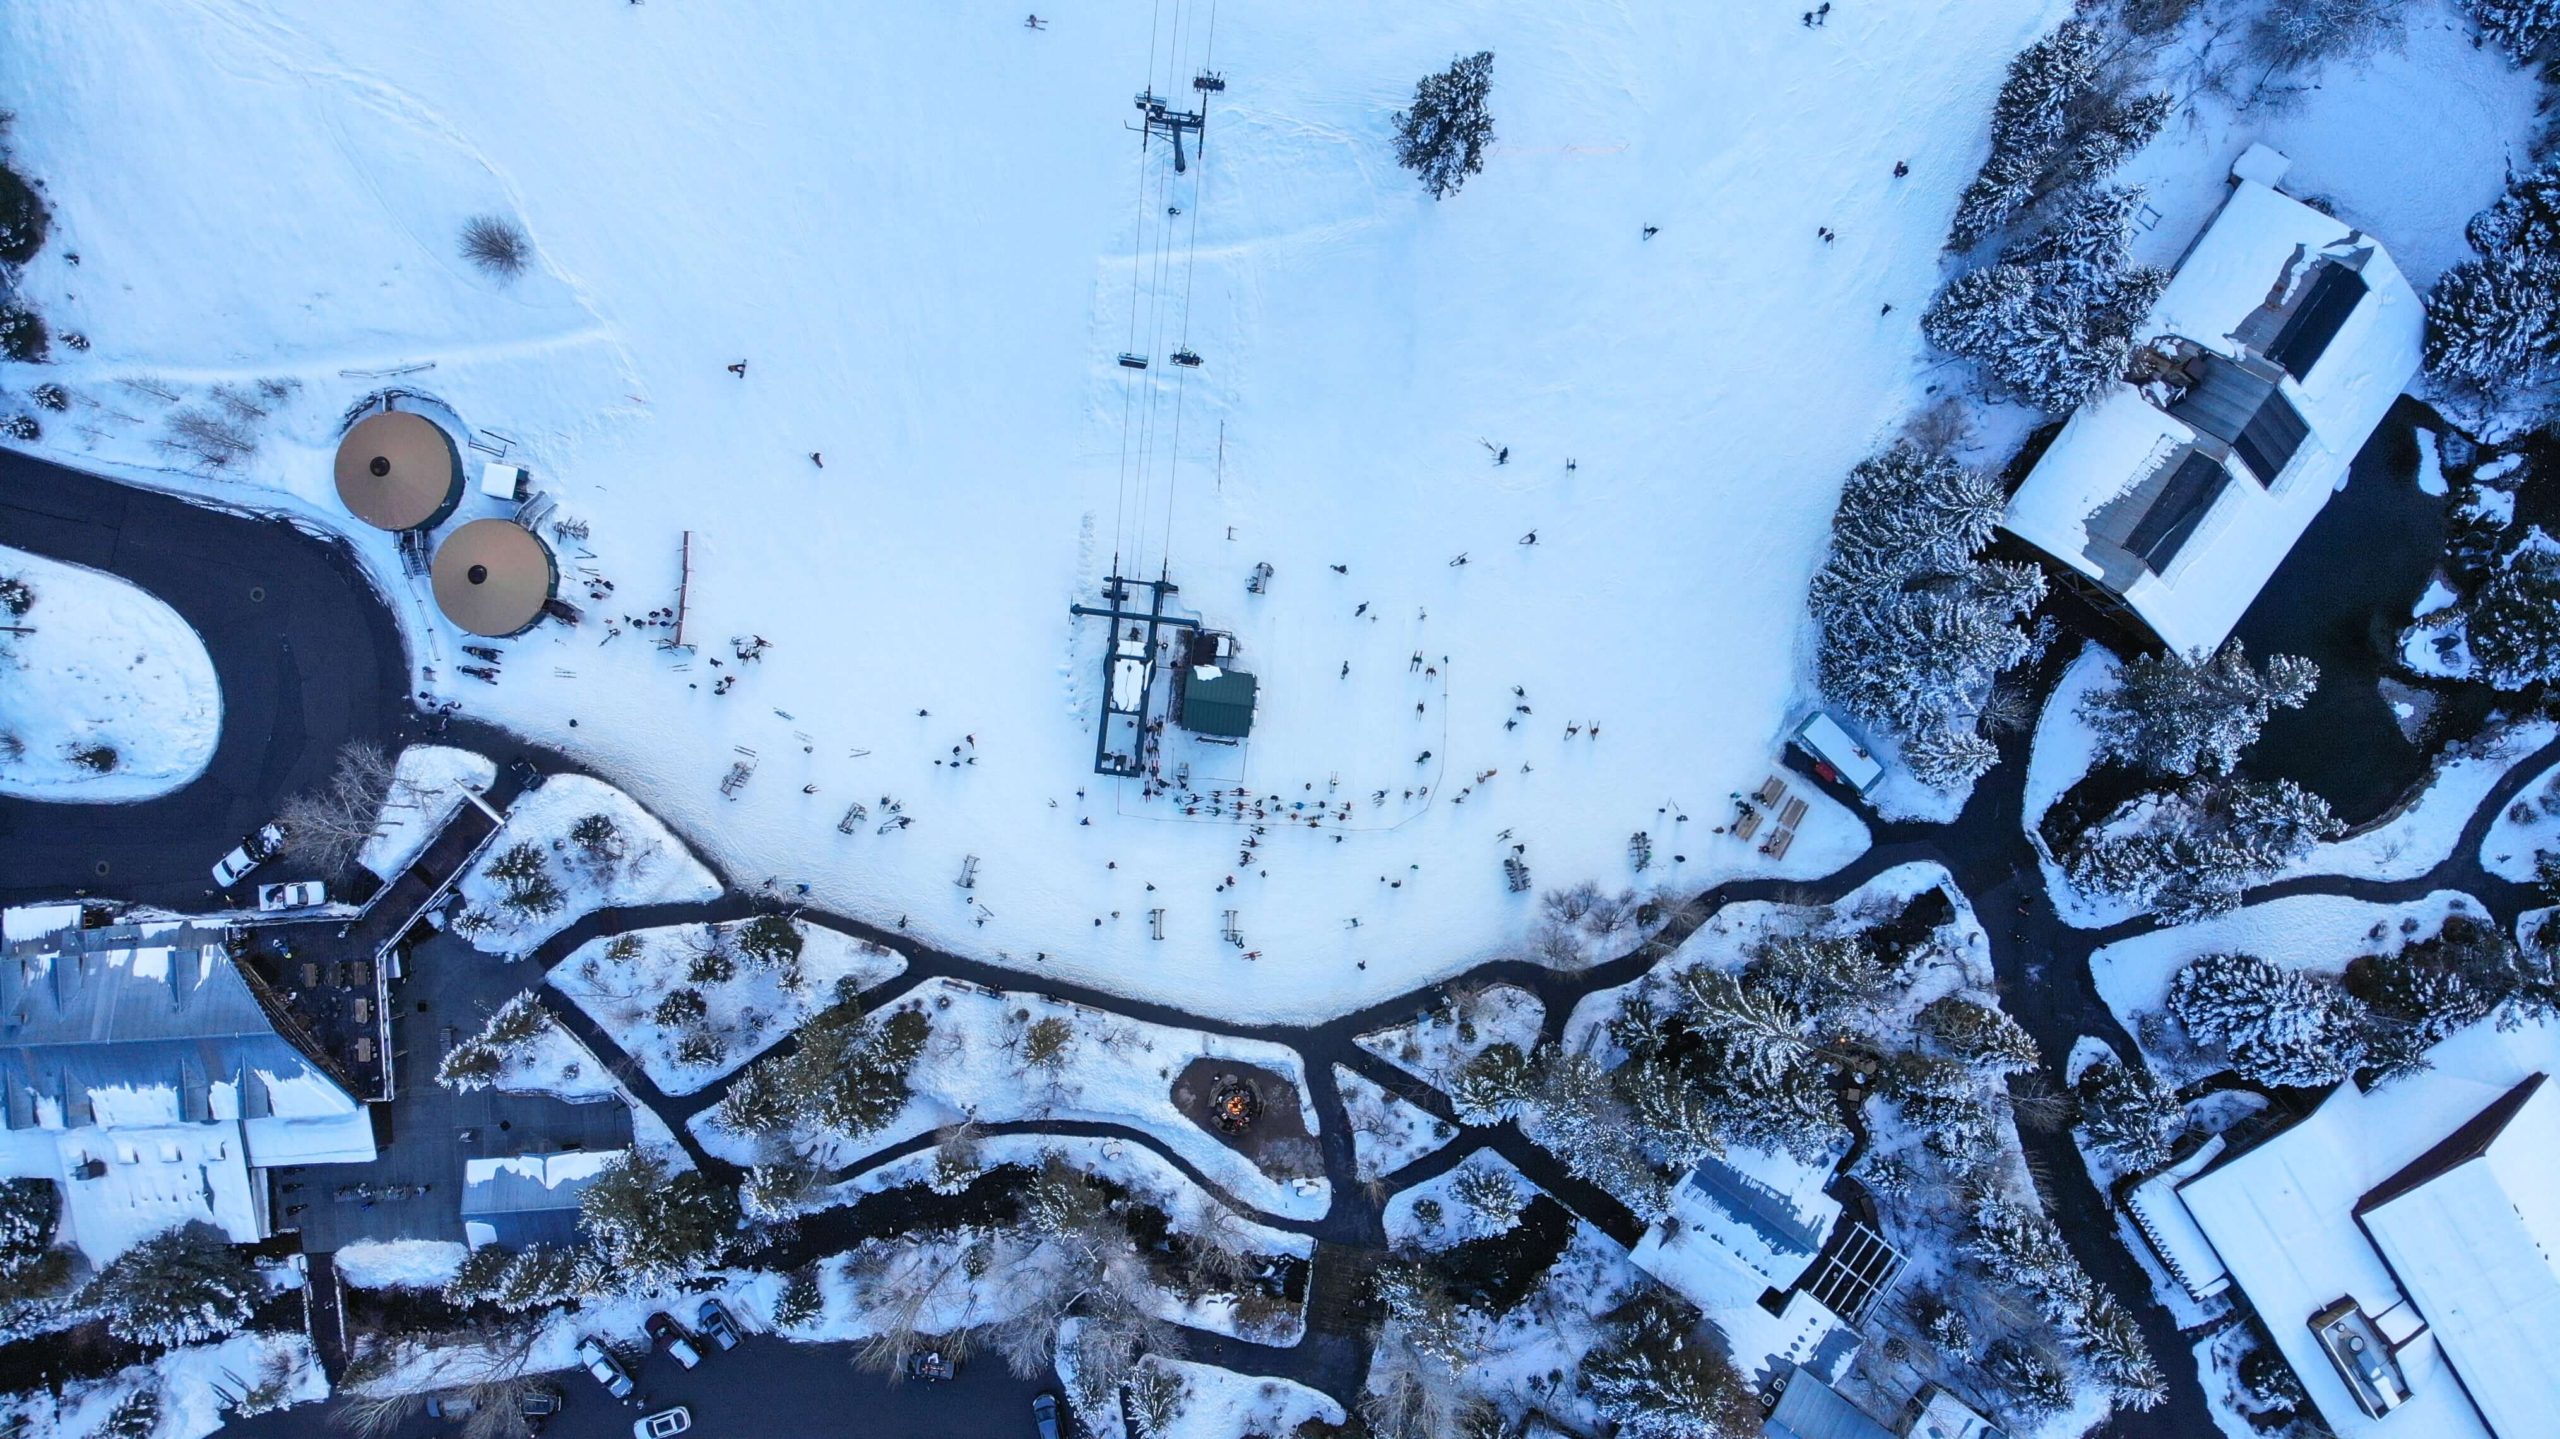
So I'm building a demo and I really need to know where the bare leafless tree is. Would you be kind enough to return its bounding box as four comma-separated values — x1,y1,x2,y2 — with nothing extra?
849,1238,982,1381
460,215,532,279
162,406,258,468
279,741,405,874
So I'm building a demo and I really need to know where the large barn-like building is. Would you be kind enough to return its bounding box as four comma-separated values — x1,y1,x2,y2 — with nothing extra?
2000,148,2424,655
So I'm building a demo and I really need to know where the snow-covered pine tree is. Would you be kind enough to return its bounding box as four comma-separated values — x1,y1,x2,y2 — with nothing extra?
2067,778,2339,923
1745,930,1895,1024
2071,92,2172,182
1918,996,2042,1075
2079,1289,2170,1410
736,912,805,968
2465,545,2560,688
2168,951,2366,1085
774,1263,825,1329
1921,266,2034,373
1392,52,1496,201
2468,163,2560,260
1583,1290,1763,1439
2465,0,2560,62
85,1222,260,1348
1447,1039,1532,1123
577,1149,745,1291
2080,639,2320,777
2425,255,2560,403
0,1179,58,1277
1964,1198,2093,1319
1902,719,2003,790
1951,20,2103,247
1674,970,1811,1086
2009,184,2146,299
1985,1338,2075,1416
2074,1057,2184,1169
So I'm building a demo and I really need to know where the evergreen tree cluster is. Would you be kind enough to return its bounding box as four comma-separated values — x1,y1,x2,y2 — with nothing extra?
2063,777,2340,923
84,1222,260,1349
1965,1199,2167,1411
1926,183,2172,412
2460,544,2560,690
2430,163,2560,410
435,990,553,1092
714,997,931,1154
1392,52,1496,201
2172,918,2558,1087
1582,1290,1763,1439
2079,640,2319,778
444,1241,602,1312
1951,21,2168,249
1810,443,2047,789
0,1179,58,1276
577,1149,745,1291
2465,0,2560,62
483,840,565,919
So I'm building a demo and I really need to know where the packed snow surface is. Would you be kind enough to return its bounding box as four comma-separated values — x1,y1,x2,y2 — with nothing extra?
357,745,496,881
454,774,721,955
1335,1063,1457,1182
0,0,2144,1020
0,545,218,802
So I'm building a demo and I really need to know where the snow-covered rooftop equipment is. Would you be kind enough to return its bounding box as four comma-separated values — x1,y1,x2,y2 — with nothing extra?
1999,175,2422,654
1791,711,1884,794
432,518,558,637
480,461,528,502
2231,141,2292,190
1764,1369,1894,1439
336,410,465,532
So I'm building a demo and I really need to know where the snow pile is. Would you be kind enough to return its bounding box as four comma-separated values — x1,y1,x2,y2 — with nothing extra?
453,774,721,956
332,1238,468,1291
1356,982,1544,1091
548,917,908,1094
2481,753,2560,882
1126,1357,1344,1439
2281,718,2557,883
1335,1064,1457,1182
356,745,496,880
2090,889,2481,1082
0,545,219,802
694,977,1328,1219
15,1332,327,1439
2022,641,2120,838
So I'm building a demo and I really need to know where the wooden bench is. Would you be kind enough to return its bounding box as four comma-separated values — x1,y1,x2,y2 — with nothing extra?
1778,796,1807,829
1761,827,1796,861
1753,775,1787,808
1732,808,1764,842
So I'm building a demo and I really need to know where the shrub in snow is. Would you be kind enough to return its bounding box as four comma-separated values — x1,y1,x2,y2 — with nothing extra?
485,841,565,917
459,214,531,279
605,932,644,963
0,303,48,364
569,812,624,864
0,574,29,617
2426,255,2560,406
2245,0,2404,73
685,942,736,985
736,912,804,968
0,156,46,266
1810,443,2045,788
103,1391,160,1439
1020,1013,1076,1071
2240,1339,2310,1411
2465,0,2560,62
2064,777,2340,923
1123,1361,1189,1438
1392,52,1495,201
2168,952,2365,1086
774,1263,825,1330
0,414,34,442
68,743,118,773
2074,1057,2184,1170
30,382,62,412
86,1222,259,1348
1907,1290,1975,1359
1583,1290,1762,1439
1985,1337,2074,1416
1445,1040,1530,1123
654,987,708,1029
2080,640,2318,778
577,1149,744,1291
2461,545,2560,688
2346,915,2558,1073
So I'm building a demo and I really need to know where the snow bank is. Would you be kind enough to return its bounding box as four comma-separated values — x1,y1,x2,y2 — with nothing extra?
333,1238,468,1291
0,545,219,802
2281,718,2558,884
1335,1064,1457,1182
2090,890,2482,1081
694,977,1327,1219
549,918,907,1094
2481,753,2560,882
2022,641,2119,838
1355,982,1544,1092
455,774,721,956
17,1332,327,1439
1137,1357,1345,1439
357,745,496,881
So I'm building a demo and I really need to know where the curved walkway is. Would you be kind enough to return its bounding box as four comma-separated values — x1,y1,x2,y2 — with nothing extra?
0,449,411,908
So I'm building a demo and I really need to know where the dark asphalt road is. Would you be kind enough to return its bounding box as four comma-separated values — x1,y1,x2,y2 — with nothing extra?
0,448,412,907
217,1334,1052,1439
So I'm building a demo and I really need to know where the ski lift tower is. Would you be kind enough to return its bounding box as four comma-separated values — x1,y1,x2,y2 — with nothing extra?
1132,71,1223,174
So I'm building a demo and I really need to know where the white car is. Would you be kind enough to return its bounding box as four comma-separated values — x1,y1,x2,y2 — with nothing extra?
633,1408,691,1439
577,1336,634,1400
211,824,286,887
256,880,327,912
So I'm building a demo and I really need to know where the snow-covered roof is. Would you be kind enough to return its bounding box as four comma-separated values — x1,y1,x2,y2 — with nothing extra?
461,1148,622,1250
1671,1147,1843,1289
2001,176,2424,654
2175,1017,2560,1439
1764,1371,1893,1439
1793,712,1884,794
2354,1076,2560,1439
2124,1135,2232,1300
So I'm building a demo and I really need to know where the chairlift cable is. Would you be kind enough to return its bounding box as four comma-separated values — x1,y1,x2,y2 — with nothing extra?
1160,0,1220,573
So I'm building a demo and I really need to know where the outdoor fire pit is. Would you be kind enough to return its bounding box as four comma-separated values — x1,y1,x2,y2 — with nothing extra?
1210,1074,1262,1134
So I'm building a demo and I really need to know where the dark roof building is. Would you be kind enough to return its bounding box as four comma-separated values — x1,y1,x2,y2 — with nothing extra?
1178,665,1257,739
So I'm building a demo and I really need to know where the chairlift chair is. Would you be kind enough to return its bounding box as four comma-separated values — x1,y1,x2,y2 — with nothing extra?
1117,353,1150,370
1171,349,1202,368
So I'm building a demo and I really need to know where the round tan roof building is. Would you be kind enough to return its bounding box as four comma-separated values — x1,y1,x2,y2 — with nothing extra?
432,519,556,637
334,411,464,532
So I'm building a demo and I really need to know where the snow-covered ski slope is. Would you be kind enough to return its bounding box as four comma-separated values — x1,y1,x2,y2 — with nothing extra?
0,0,2084,1020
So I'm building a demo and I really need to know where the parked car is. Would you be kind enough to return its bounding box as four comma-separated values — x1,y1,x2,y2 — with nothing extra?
518,1384,563,1418
645,1311,701,1369
576,1337,634,1399
508,757,544,793
211,823,286,887
423,1392,478,1419
694,1297,741,1352
632,1407,691,1439
256,879,328,912
908,1350,956,1382
1033,1392,1062,1439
